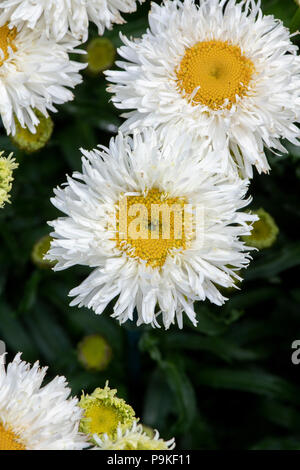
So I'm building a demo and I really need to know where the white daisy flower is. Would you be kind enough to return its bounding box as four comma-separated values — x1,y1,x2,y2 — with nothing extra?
106,0,300,179
93,421,176,450
0,353,89,450
0,22,84,135
0,0,145,43
46,128,256,329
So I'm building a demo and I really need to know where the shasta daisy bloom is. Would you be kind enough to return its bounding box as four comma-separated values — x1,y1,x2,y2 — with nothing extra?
0,22,84,135
46,129,256,329
93,421,175,450
79,382,136,440
106,0,300,179
0,353,89,450
0,0,145,43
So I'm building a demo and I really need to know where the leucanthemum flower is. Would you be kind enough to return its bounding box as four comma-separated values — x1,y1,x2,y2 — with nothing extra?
0,22,84,135
46,129,256,329
93,421,176,450
79,382,136,440
0,0,145,43
106,0,300,179
0,353,89,450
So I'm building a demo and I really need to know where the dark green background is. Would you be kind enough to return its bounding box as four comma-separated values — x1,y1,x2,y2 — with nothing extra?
1,0,300,450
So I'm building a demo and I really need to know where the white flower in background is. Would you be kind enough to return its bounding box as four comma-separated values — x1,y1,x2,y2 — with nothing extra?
46,129,256,329
106,0,300,179
0,22,84,135
0,353,89,450
0,0,145,42
93,421,176,450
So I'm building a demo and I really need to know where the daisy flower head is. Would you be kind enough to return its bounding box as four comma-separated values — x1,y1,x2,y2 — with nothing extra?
0,353,89,450
106,0,300,179
46,128,256,329
93,421,176,450
0,0,145,43
0,21,85,135
79,382,136,440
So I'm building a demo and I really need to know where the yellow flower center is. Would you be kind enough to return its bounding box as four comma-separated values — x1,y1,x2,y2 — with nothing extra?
84,404,121,436
0,423,26,450
115,188,190,268
176,40,255,110
0,24,17,67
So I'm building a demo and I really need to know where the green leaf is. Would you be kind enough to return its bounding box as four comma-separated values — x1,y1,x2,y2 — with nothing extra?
251,436,300,450
0,301,37,360
244,243,300,280
196,368,300,406
163,333,265,363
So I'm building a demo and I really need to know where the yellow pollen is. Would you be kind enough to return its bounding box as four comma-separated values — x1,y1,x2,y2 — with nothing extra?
115,188,190,268
176,40,255,110
0,423,26,450
0,24,17,67
84,404,121,436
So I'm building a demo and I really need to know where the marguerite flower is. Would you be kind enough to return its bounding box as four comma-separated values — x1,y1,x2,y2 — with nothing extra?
0,353,89,450
79,382,136,440
93,421,175,450
46,129,256,329
106,0,300,179
0,0,145,43
0,22,84,135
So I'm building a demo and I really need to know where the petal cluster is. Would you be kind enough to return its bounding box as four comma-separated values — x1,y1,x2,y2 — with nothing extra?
0,25,84,135
0,0,145,42
0,353,89,450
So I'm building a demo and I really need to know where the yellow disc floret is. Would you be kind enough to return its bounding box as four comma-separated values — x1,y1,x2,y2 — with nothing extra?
115,188,190,268
176,40,254,110
79,382,135,440
0,422,26,450
0,24,17,67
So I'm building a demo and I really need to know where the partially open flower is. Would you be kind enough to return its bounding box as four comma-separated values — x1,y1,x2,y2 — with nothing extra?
79,382,135,441
93,421,175,450
77,334,112,372
12,111,54,154
242,208,279,249
85,38,116,74
31,235,56,269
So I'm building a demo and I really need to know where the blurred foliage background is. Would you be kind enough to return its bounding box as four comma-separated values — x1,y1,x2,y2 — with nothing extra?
1,0,300,450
